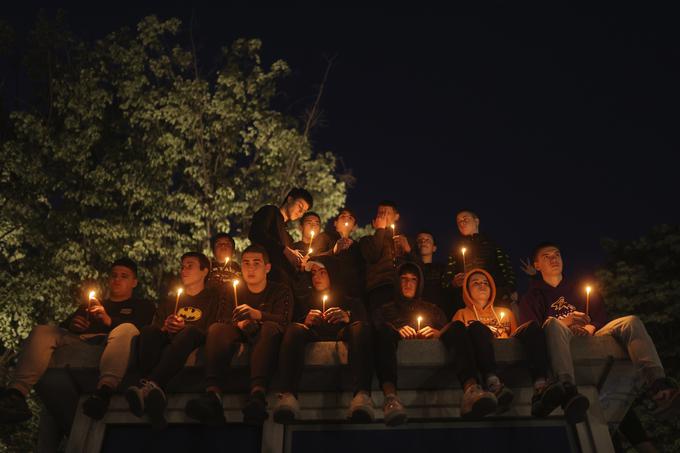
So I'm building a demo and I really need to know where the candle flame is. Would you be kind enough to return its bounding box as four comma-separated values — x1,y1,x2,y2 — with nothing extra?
233,279,239,288
308,247,313,254
310,230,315,239
344,222,349,227
390,224,395,230
417,316,423,323
225,257,229,265
499,311,505,320
586,286,592,295
88,290,96,300
461,247,467,255
177,288,183,296
323,295,328,303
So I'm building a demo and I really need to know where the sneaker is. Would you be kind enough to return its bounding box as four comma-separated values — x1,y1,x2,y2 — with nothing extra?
561,382,590,425
348,391,375,423
649,377,680,420
145,383,167,431
383,394,407,427
531,380,565,418
243,391,268,425
461,384,497,419
185,392,226,426
0,388,32,424
125,380,167,429
488,381,514,414
82,386,113,421
273,392,300,424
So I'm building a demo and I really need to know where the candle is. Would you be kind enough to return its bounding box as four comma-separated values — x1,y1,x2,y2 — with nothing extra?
390,223,396,236
585,286,592,317
87,291,96,320
417,315,423,332
224,257,230,270
308,230,315,255
461,247,467,271
174,288,183,315
322,294,328,314
233,280,240,307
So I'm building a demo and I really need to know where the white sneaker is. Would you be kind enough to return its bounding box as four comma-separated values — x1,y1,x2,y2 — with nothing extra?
272,392,300,424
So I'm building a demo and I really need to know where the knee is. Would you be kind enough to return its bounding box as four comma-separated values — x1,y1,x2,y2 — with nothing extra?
620,315,645,334
467,321,490,336
347,321,371,341
108,322,139,340
543,317,566,332
260,321,284,340
29,324,60,340
283,323,308,342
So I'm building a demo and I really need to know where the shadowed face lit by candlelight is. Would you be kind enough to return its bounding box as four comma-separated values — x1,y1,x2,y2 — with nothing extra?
400,272,418,299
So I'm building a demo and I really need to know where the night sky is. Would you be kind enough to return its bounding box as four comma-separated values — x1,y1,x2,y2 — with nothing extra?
4,9,680,291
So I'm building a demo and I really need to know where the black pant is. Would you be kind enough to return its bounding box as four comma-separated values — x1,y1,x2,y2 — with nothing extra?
374,321,479,387
465,320,549,381
278,321,374,395
205,321,284,391
138,325,205,388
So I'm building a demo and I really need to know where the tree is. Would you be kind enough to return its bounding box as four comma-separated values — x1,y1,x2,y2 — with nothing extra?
597,224,680,452
1,13,346,451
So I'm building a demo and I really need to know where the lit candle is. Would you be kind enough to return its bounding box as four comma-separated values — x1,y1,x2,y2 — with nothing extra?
461,247,467,271
174,288,183,315
417,315,423,332
322,294,328,314
390,223,396,236
224,257,230,270
233,280,240,307
585,286,592,317
308,230,315,255
87,290,96,320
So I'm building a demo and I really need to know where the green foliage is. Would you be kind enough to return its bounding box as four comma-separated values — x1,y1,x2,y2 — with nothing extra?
1,13,346,451
597,224,680,452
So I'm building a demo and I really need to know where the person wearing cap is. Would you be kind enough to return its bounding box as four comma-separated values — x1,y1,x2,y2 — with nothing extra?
372,262,497,426
0,258,155,424
272,255,374,423
454,268,565,418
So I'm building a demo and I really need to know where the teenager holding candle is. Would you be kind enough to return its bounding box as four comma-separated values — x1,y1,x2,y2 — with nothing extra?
322,208,366,300
206,232,241,287
0,258,154,423
360,200,417,312
293,212,331,258
521,242,680,422
373,262,497,426
415,231,458,319
444,209,517,312
248,188,313,290
125,252,219,430
185,245,293,426
454,268,566,417
272,255,374,423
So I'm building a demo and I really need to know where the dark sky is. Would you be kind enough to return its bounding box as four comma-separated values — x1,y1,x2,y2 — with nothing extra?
4,9,680,290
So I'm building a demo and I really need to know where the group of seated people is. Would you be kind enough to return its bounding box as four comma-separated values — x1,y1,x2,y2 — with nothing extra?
0,188,678,438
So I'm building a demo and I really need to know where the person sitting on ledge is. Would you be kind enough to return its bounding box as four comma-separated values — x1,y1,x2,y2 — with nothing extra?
373,262,497,426
272,256,374,424
125,252,219,430
185,244,293,426
0,258,155,423
206,232,241,287
453,268,565,417
521,242,680,423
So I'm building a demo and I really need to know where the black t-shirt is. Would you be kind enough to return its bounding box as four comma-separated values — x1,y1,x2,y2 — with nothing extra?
217,280,294,327
61,297,156,334
153,286,220,334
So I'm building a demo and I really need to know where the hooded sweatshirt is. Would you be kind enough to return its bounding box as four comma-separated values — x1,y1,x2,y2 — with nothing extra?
373,262,448,331
360,227,417,292
519,276,607,330
248,205,296,284
453,268,516,338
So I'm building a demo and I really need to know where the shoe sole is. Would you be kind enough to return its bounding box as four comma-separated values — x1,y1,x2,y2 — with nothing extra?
462,397,497,419
349,407,375,423
185,400,226,426
273,407,297,424
384,410,408,427
125,388,144,418
533,385,566,418
563,394,590,425
145,390,167,430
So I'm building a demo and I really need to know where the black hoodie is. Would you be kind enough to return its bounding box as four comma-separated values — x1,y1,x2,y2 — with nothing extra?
373,262,448,331
360,227,417,292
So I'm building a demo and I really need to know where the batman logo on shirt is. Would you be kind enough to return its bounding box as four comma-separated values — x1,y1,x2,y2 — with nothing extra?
177,306,203,322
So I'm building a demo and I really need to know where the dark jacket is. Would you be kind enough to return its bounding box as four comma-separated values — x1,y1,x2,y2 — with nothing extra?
360,227,417,292
444,232,516,296
61,297,155,334
420,260,460,320
373,262,448,331
519,277,607,330
323,229,366,299
218,280,294,328
248,205,295,285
